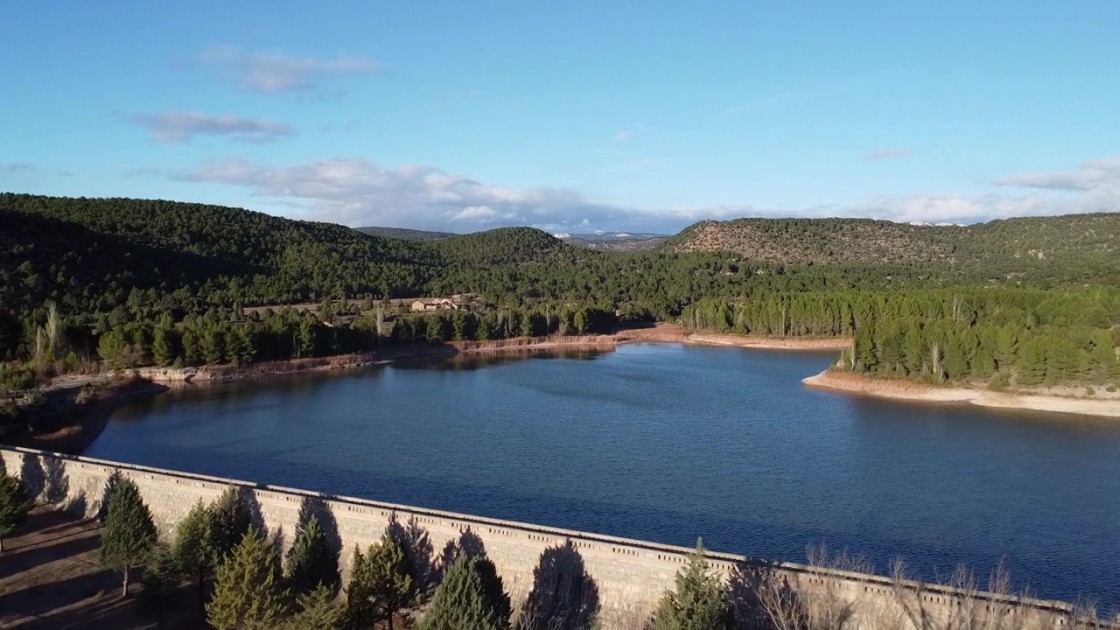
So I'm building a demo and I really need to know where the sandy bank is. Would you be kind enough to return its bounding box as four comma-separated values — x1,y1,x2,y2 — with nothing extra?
616,323,852,350
804,370,1120,418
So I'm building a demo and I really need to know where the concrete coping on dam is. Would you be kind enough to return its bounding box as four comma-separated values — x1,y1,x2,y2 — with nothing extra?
0,445,1092,623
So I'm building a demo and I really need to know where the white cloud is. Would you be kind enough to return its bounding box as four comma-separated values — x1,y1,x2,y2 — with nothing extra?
177,157,681,231
173,156,1120,233
993,157,1120,192
612,129,632,143
127,111,295,144
199,45,381,94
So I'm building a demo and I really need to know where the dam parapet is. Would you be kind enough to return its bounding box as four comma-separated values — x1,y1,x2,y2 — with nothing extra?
1,446,1106,628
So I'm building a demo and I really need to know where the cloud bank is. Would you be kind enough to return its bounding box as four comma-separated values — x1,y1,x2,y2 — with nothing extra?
174,156,1120,233
199,45,381,93
127,111,295,144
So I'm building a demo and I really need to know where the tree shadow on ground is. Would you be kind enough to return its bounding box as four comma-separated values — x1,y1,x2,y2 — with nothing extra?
728,560,810,630
519,540,600,630
387,512,439,599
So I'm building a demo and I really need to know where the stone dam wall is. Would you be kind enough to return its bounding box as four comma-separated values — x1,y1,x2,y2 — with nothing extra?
1,446,1101,628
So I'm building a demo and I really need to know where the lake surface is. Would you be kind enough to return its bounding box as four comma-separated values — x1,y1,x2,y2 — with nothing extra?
88,344,1120,610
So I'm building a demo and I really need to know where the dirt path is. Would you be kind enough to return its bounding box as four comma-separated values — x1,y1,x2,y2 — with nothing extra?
0,508,200,629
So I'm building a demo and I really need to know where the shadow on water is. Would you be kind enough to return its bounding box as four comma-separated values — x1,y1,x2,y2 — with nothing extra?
520,540,600,630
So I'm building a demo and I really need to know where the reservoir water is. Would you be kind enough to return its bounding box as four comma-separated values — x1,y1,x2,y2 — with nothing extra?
87,344,1120,610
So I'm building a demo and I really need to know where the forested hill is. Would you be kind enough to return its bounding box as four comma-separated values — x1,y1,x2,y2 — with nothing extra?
663,214,1120,273
0,193,441,313
355,226,455,241
429,227,577,265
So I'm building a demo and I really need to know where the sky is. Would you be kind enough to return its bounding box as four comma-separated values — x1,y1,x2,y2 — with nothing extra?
1,1,1118,234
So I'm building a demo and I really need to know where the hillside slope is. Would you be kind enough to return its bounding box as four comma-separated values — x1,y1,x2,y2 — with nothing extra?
663,214,1120,279
355,226,455,241
0,193,440,311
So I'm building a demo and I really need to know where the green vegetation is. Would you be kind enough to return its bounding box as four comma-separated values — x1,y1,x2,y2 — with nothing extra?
651,540,732,630
284,514,341,597
99,478,157,597
356,226,455,241
1,192,1117,399
0,472,32,552
345,534,416,630
421,552,511,630
11,474,1102,628
206,528,290,630
173,500,220,609
683,288,1120,389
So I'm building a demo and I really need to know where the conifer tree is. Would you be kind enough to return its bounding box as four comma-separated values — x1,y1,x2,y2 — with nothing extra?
99,478,157,597
213,486,253,559
345,545,375,628
376,535,416,629
286,584,345,630
652,540,731,630
174,500,220,608
421,553,510,630
207,529,290,630
152,326,176,367
285,514,341,597
0,473,32,552
139,545,182,621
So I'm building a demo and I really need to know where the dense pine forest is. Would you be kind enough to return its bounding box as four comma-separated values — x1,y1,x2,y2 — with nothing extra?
1,192,1118,395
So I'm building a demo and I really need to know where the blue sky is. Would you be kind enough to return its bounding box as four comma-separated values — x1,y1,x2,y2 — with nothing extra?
2,1,1118,234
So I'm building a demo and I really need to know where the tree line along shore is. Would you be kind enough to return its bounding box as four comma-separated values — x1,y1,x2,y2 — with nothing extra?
2,193,1119,435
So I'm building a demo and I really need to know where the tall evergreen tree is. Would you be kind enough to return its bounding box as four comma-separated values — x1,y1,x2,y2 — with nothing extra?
138,545,183,622
285,514,341,597
0,473,32,552
651,540,731,630
173,500,220,608
213,486,253,559
345,545,375,628
206,529,290,630
99,478,157,597
287,584,345,630
352,534,415,630
421,553,510,630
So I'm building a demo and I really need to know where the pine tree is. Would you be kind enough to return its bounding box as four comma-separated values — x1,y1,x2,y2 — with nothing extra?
206,529,290,630
152,326,176,367
138,545,183,621
285,515,340,597
0,473,32,552
286,584,344,630
99,479,157,597
358,534,416,630
173,500,220,608
345,546,375,628
421,553,510,630
651,540,731,630
213,486,253,559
